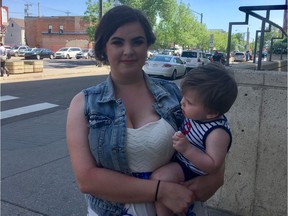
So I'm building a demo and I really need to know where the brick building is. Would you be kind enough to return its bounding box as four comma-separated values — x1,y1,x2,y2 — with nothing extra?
24,16,91,52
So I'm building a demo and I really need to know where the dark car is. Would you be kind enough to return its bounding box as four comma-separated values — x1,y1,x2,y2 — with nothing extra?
24,48,54,60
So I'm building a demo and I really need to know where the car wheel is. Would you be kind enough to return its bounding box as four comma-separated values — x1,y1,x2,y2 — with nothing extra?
171,70,177,80
66,54,70,59
49,54,54,59
36,55,41,60
15,52,19,57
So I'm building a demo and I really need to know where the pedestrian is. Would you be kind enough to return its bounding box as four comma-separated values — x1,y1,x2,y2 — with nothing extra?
66,5,224,216
211,50,223,64
0,43,9,77
245,50,249,61
151,63,238,216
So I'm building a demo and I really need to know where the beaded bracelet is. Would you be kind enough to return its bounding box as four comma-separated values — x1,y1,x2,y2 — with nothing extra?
155,180,161,201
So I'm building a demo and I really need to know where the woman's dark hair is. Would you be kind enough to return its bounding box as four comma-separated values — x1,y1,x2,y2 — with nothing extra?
94,5,156,62
181,63,238,115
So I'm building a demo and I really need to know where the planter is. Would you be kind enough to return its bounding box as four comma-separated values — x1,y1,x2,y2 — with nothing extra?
6,61,24,74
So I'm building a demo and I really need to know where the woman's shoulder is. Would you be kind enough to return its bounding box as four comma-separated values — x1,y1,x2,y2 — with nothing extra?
82,80,108,95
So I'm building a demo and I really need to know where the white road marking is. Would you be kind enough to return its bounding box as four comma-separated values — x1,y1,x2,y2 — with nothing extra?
0,103,59,120
0,95,19,102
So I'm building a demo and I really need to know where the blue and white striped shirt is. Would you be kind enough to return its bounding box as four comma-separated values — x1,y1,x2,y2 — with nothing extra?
176,115,232,176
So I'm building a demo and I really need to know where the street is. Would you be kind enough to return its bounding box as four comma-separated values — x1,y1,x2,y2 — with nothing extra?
1,75,108,216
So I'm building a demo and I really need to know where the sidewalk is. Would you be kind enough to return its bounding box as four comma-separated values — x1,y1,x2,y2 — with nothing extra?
0,64,111,83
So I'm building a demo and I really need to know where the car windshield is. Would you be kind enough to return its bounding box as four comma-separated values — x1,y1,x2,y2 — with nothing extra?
59,48,68,51
181,52,197,58
150,55,172,62
235,53,244,56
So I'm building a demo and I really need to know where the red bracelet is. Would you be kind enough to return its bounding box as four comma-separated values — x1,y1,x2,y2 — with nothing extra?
155,180,161,201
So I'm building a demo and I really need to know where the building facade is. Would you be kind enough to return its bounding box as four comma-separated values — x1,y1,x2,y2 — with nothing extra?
24,16,91,52
4,18,26,46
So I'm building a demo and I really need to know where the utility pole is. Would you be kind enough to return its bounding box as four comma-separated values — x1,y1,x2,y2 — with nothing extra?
24,3,32,17
38,1,40,17
99,0,103,19
245,27,250,51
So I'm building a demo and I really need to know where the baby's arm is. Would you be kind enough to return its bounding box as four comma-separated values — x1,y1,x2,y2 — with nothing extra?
172,129,230,174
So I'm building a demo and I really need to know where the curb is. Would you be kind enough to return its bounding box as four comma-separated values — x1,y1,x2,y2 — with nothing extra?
0,65,110,83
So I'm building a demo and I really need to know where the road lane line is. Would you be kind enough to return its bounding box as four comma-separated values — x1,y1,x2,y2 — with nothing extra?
0,103,59,119
0,96,19,102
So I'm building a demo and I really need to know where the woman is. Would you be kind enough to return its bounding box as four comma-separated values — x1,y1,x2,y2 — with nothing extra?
66,5,224,216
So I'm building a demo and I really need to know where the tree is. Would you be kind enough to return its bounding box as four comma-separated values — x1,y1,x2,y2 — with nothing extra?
83,0,211,51
210,30,228,52
154,2,209,50
83,0,113,43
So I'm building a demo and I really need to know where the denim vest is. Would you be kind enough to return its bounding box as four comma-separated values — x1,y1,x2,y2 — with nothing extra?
83,73,183,216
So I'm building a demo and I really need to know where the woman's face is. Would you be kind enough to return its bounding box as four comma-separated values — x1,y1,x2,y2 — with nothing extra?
105,22,148,78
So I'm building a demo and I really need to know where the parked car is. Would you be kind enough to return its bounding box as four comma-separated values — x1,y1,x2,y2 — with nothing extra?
180,50,209,70
234,52,246,62
204,53,213,61
143,54,186,80
75,49,93,59
54,47,82,59
24,48,55,60
11,45,30,57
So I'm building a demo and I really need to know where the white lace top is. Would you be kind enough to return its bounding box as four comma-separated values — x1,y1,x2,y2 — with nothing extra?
124,118,175,216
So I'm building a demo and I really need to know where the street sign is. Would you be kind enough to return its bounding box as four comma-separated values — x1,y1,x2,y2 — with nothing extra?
209,34,214,48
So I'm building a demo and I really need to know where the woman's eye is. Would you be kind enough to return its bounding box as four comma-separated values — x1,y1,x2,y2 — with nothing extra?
112,41,123,46
134,40,145,46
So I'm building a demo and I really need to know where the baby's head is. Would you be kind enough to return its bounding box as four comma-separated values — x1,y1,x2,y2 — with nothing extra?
181,63,238,117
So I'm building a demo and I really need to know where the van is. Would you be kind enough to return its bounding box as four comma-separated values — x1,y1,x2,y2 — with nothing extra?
55,47,82,59
180,50,209,69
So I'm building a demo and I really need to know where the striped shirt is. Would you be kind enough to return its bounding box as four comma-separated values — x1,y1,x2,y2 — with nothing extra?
176,115,232,176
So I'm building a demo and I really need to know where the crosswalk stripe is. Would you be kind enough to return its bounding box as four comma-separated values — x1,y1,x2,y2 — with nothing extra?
0,95,19,102
0,103,59,120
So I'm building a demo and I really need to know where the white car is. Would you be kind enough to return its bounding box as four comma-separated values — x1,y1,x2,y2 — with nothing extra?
54,47,82,59
143,54,187,80
180,50,209,70
76,49,93,59
10,45,30,57
234,52,246,62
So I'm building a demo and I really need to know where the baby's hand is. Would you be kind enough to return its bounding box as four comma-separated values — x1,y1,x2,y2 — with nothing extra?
175,131,184,137
172,131,189,153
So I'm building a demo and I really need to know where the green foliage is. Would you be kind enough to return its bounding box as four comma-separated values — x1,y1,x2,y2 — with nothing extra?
83,0,286,54
84,0,113,42
210,30,228,52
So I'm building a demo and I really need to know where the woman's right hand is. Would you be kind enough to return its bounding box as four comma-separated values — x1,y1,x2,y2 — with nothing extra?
157,181,195,214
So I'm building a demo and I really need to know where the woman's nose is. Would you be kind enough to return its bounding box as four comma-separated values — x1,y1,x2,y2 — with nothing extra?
123,44,133,56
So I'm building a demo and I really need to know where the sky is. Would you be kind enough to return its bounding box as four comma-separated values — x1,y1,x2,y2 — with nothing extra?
3,0,286,41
